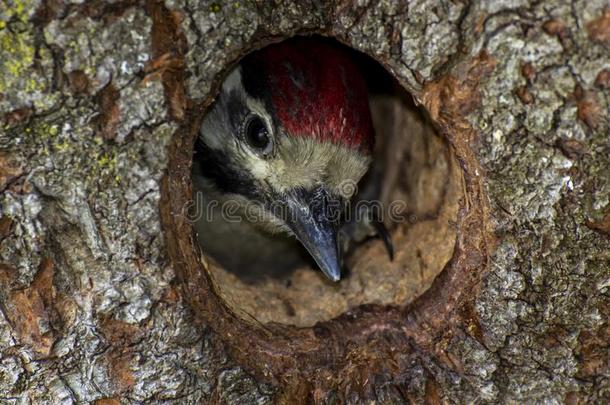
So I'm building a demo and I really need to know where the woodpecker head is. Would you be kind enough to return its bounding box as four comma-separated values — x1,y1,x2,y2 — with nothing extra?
195,38,374,281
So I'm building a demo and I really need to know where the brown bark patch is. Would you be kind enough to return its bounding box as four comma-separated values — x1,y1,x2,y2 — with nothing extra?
95,81,121,140
543,19,567,37
538,325,571,349
574,86,603,130
0,152,24,192
576,98,603,130
107,350,137,391
564,391,589,405
100,316,142,344
459,301,484,343
421,50,496,122
576,325,610,378
543,19,570,47
32,0,66,26
1,259,77,356
76,0,140,23
0,216,13,239
3,107,33,128
2,258,56,357
32,258,55,304
6,290,54,356
99,316,143,392
424,377,444,405
160,284,181,304
555,138,586,160
521,61,536,82
0,263,17,290
147,0,188,121
68,70,90,95
94,399,121,405
586,9,610,44
594,68,610,89
585,213,610,236
515,85,534,105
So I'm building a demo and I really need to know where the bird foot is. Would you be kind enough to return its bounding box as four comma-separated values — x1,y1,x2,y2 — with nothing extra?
339,204,394,262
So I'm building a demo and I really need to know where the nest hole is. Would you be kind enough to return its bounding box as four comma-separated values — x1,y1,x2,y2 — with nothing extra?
192,38,463,327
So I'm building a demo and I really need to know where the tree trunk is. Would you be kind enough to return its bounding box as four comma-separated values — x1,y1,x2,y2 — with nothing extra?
0,0,608,403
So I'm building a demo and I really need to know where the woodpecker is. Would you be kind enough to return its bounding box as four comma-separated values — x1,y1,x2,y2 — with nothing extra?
193,38,378,282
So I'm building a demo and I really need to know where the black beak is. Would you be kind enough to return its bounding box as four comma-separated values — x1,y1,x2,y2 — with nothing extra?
281,187,343,282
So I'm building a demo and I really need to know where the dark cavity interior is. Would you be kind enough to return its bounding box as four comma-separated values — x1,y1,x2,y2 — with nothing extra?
192,38,462,327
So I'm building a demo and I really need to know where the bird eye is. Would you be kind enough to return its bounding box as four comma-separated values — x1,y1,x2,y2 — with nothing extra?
243,115,272,154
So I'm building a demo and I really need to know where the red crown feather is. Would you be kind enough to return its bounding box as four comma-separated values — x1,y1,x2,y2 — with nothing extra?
256,38,374,153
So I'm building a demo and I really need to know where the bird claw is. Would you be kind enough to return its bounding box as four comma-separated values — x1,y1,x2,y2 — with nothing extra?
372,219,394,261
339,204,394,262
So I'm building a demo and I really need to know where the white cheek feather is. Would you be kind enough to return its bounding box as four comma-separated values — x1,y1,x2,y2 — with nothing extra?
221,67,243,94
200,113,225,150
249,157,270,180
245,96,270,123
200,68,245,151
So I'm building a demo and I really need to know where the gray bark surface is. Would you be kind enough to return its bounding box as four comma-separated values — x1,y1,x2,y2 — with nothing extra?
0,0,608,403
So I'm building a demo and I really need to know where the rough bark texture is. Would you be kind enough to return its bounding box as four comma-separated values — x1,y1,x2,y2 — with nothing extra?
0,0,608,404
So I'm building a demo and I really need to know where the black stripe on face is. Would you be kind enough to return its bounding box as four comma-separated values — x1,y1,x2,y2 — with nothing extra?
194,138,260,201
239,54,268,103
239,54,278,129
223,88,248,136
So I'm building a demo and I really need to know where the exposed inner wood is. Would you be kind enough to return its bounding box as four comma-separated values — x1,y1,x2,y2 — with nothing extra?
202,90,462,326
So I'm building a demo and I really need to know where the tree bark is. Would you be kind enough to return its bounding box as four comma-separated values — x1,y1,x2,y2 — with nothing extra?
0,0,608,403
